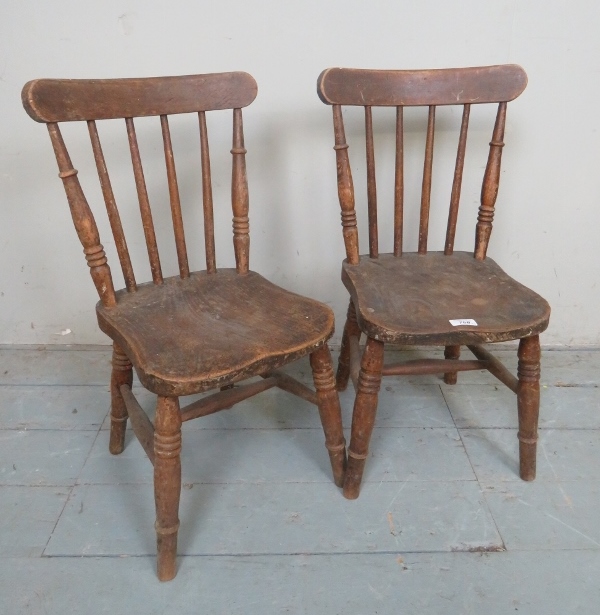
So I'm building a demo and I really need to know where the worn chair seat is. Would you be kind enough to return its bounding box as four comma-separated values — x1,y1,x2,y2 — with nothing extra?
342,252,550,346
97,269,334,397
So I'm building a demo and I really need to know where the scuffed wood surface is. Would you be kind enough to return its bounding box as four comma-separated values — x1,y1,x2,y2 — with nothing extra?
22,72,257,122
317,65,527,107
97,270,334,396
342,252,550,345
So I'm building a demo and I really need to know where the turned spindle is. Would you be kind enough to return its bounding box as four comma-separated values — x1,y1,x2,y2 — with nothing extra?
332,105,359,265
445,104,470,255
418,105,436,255
47,123,116,307
231,108,250,274
475,102,507,260
88,120,137,292
126,117,163,284
393,106,404,257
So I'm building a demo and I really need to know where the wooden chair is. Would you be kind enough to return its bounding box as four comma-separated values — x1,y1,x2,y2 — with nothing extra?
317,65,550,499
22,72,346,580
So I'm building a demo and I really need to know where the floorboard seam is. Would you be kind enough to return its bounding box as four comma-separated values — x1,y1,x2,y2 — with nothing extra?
439,382,508,551
40,416,106,557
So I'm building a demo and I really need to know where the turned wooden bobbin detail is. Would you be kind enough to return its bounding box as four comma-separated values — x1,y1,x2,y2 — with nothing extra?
109,344,133,455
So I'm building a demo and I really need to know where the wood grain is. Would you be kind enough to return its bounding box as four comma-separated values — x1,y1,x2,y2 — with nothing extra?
332,105,360,264
364,106,378,258
161,114,189,279
393,106,404,257
476,102,507,260
126,117,163,284
336,299,361,391
199,111,217,274
109,343,132,454
418,105,436,254
96,270,334,397
231,108,250,274
517,336,541,481
444,104,470,255
318,65,527,107
47,122,116,307
342,252,550,345
153,396,182,581
88,120,137,292
23,72,257,122
343,337,384,499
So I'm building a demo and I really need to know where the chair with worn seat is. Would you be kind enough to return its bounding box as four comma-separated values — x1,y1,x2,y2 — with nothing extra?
317,65,550,499
22,72,346,580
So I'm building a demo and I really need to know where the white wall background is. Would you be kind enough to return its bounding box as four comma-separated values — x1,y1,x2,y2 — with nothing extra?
1,0,599,347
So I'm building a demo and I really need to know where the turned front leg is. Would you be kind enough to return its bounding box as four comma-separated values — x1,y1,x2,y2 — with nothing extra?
343,337,384,499
310,344,347,487
517,336,541,481
336,299,361,391
154,396,182,581
443,345,461,385
109,343,133,455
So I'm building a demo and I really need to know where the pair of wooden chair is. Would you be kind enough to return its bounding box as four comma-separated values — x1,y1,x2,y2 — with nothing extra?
22,65,549,580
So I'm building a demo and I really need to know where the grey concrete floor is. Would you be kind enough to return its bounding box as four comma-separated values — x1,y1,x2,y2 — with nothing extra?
0,345,599,614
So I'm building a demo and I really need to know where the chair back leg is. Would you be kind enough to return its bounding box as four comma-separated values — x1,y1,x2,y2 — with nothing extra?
109,343,133,454
443,345,461,385
310,344,347,487
336,299,361,391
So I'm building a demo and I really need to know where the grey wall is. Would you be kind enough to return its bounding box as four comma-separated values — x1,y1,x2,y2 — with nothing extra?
1,1,599,346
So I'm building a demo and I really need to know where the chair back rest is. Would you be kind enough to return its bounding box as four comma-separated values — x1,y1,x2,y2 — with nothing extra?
317,65,527,263
22,72,258,307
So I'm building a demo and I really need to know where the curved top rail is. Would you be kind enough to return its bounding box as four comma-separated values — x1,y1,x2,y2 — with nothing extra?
22,72,258,122
317,65,527,107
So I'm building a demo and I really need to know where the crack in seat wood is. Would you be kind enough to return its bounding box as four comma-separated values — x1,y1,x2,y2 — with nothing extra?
317,65,550,499
22,72,346,581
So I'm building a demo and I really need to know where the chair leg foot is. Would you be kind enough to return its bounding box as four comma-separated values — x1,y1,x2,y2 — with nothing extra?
519,441,537,482
443,345,460,385
109,344,132,455
336,300,361,391
310,344,347,487
343,453,368,500
154,395,182,581
156,525,179,582
517,336,540,481
342,337,384,500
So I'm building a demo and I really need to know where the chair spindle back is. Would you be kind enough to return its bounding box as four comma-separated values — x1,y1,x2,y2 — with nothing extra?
22,72,258,307
317,65,526,263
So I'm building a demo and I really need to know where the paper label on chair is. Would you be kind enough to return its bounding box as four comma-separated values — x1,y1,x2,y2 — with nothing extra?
449,319,478,327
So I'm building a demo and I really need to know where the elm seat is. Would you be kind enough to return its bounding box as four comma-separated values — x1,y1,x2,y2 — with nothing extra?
23,71,347,581
98,270,334,397
343,252,550,345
